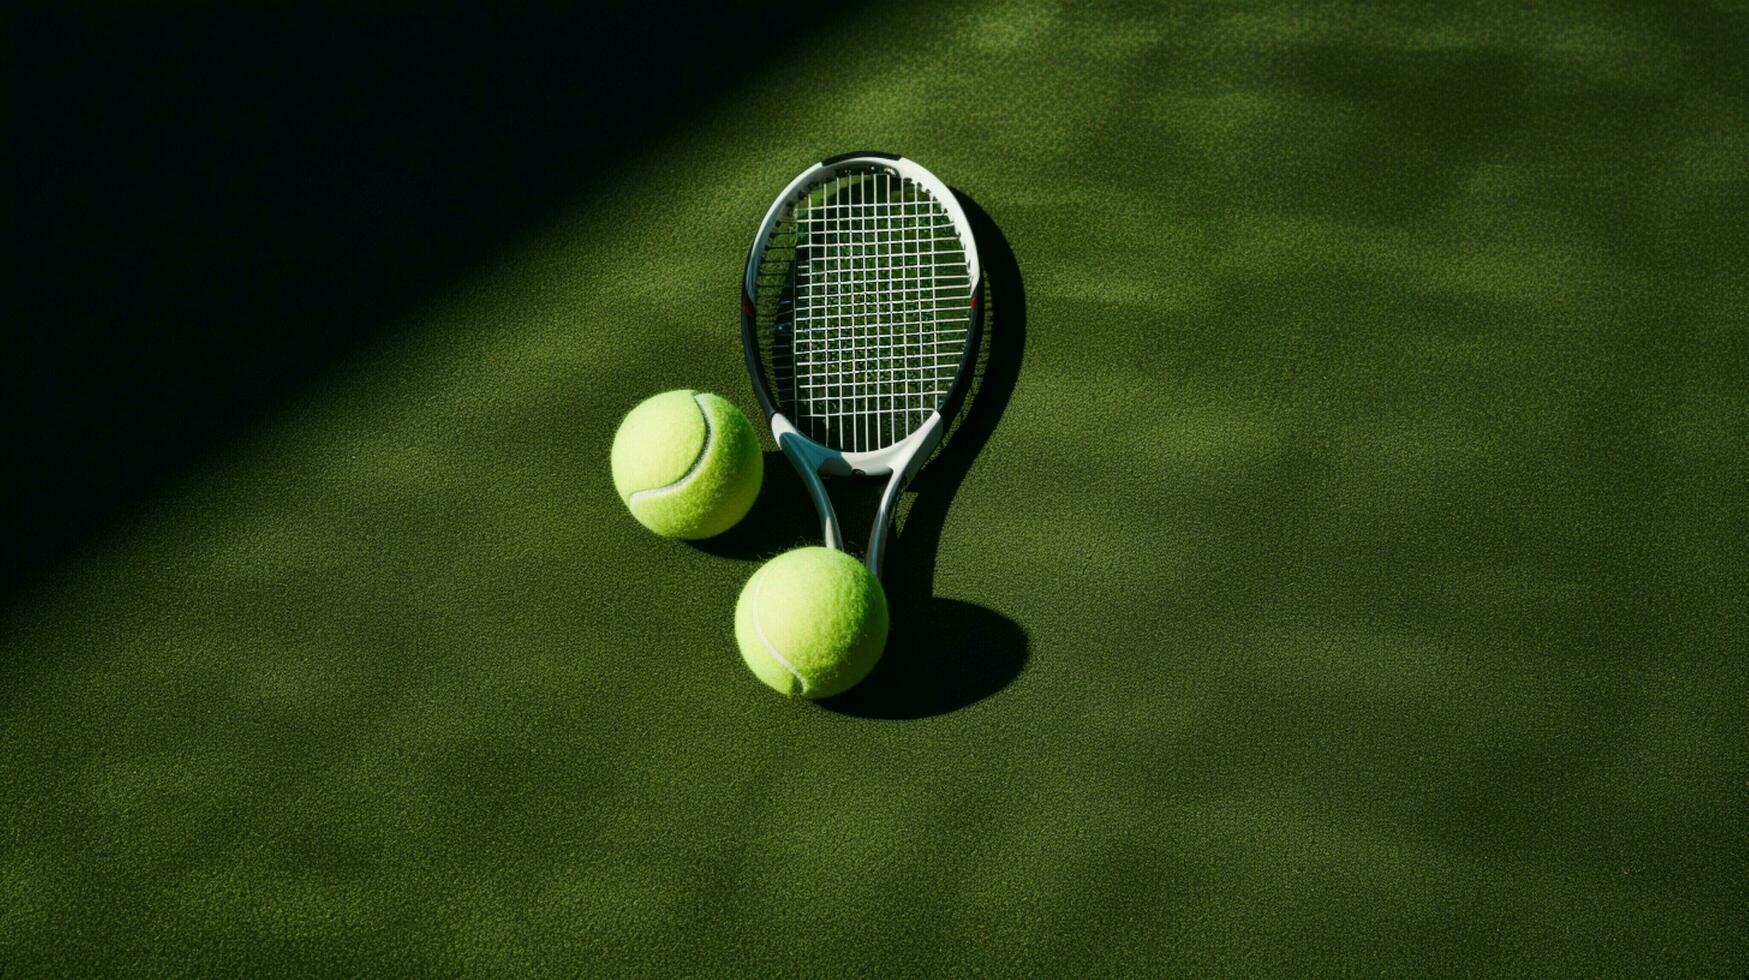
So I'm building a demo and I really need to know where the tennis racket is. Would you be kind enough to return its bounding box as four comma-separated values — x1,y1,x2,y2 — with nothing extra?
740,151,984,577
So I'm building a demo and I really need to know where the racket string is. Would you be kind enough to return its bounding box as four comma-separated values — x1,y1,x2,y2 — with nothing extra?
779,167,971,453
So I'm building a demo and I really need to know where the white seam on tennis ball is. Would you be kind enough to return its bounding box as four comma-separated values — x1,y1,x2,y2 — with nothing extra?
749,574,807,694
627,393,716,504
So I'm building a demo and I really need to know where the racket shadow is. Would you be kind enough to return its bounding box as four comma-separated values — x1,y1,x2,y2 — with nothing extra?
820,190,1029,720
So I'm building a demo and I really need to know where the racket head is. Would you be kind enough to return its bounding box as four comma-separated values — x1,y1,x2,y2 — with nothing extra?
741,152,983,474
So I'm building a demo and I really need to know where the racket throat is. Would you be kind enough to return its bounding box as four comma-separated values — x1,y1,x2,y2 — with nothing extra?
865,412,944,577
778,433,845,552
772,411,947,578
865,475,905,579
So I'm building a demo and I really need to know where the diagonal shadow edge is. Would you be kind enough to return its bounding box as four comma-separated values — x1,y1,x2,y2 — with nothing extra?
2,3,868,607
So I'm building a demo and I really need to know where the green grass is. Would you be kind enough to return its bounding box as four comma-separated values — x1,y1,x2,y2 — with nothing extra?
4,0,1745,974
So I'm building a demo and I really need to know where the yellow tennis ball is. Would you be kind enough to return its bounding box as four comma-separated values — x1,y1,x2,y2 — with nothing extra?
735,547,889,698
610,390,762,539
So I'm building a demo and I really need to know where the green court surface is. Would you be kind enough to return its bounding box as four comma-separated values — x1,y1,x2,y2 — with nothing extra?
4,2,1745,975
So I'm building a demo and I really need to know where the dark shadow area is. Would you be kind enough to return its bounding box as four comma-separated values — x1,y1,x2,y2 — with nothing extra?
822,190,1029,719
2,4,858,600
825,596,1027,721
688,449,823,561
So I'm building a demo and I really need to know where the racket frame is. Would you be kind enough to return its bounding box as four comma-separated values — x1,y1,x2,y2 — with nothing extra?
740,152,984,576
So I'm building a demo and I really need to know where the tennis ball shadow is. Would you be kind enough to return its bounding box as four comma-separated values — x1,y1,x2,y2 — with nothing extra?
686,450,821,561
820,596,1027,719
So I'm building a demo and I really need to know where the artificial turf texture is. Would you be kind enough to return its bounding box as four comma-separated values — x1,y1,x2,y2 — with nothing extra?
4,1,1745,975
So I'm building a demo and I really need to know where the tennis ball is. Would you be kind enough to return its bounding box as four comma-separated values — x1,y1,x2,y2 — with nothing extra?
735,546,889,699
611,389,763,539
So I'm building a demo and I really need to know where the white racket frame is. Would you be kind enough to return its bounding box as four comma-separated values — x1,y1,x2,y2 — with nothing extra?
740,153,982,577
